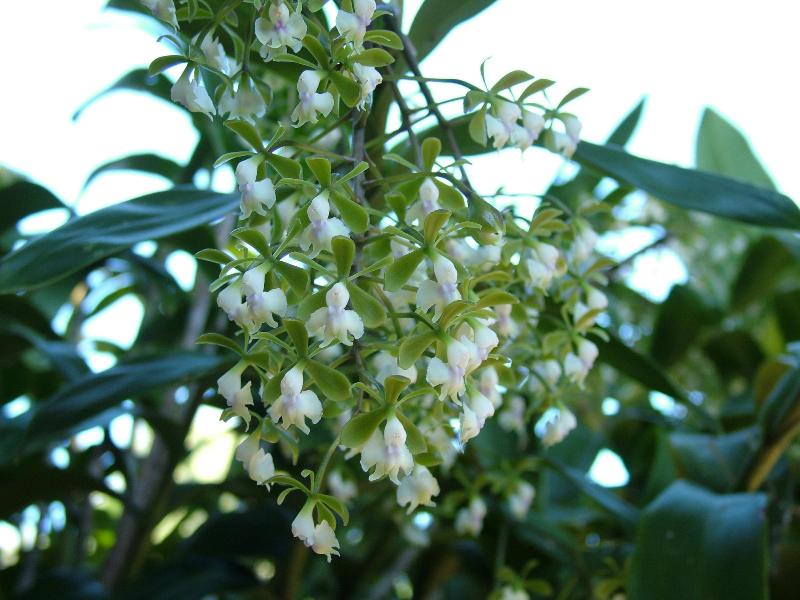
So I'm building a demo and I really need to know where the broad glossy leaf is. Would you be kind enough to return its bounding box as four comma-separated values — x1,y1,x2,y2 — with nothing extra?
0,187,237,293
650,285,720,366
84,153,182,188
0,181,68,233
629,481,768,600
575,141,800,229
669,427,760,493
25,352,228,453
696,107,775,189
730,236,794,310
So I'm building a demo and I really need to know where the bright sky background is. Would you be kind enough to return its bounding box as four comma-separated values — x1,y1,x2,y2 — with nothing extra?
0,0,796,551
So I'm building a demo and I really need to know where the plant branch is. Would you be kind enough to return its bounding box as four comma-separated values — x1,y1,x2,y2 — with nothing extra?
384,11,474,189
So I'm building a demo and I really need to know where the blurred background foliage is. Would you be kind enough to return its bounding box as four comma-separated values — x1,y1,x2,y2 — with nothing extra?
2,1,800,599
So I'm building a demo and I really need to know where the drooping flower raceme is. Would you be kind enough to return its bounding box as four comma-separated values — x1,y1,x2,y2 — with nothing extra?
306,283,364,347
217,363,254,426
291,501,341,562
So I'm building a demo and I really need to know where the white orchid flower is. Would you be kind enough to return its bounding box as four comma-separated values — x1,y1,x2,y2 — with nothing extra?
373,351,417,384
507,481,536,520
268,367,323,434
454,496,487,536
141,0,178,28
540,406,577,447
359,415,414,484
292,70,334,126
200,34,231,75
525,242,561,290
218,78,266,122
397,465,440,514
426,338,471,402
235,156,276,218
306,282,365,347
247,448,276,488
407,178,441,224
170,66,215,117
416,255,461,321
335,0,376,47
255,2,307,58
485,100,522,149
494,303,520,339
299,192,350,257
352,63,382,108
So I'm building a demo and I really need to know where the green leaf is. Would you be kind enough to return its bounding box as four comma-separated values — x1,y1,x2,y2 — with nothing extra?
264,152,302,179
283,319,309,356
306,156,332,187
302,34,330,68
730,236,794,310
330,193,369,233
0,187,237,293
148,54,187,76
0,181,67,233
696,107,775,190
273,260,309,296
421,137,441,172
431,179,465,209
224,119,264,151
413,451,443,467
468,109,487,145
25,352,228,454
84,153,182,188
341,408,386,449
353,48,395,67
363,29,403,49
399,330,437,369
336,161,369,186
305,359,351,401
408,0,498,65
557,87,590,108
423,209,451,243
475,289,517,310
232,227,272,257
385,248,425,292
196,333,243,356
395,411,427,454
629,481,768,600
329,71,361,107
669,427,760,493
346,280,386,328
607,97,646,147
541,456,639,526
332,235,355,278
297,286,328,319
759,365,800,441
650,285,720,367
519,78,555,100
73,68,172,120
383,375,410,404
574,142,800,229
591,332,688,402
490,70,534,93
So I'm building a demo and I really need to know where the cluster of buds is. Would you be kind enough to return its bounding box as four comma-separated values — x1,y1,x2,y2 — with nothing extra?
144,0,608,562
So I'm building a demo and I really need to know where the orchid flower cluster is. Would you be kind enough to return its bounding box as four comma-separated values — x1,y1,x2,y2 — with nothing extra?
143,0,609,564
